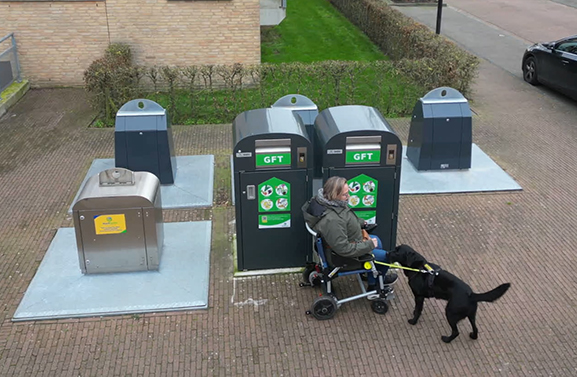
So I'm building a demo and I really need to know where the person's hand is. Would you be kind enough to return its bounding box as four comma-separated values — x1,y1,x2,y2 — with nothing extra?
371,238,378,248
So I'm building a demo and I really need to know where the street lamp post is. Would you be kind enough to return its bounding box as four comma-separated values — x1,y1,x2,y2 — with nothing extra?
436,0,444,34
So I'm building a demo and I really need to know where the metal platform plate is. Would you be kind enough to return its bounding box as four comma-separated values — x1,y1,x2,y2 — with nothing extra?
13,221,211,321
69,155,214,213
400,144,521,194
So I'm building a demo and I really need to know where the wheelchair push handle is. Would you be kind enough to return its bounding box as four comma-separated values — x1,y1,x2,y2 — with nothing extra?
305,222,317,237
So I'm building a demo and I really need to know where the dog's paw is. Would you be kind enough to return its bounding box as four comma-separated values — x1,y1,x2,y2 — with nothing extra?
469,332,478,340
441,336,453,343
408,318,417,325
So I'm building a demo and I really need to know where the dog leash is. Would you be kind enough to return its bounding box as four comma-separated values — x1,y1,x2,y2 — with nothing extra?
373,261,439,275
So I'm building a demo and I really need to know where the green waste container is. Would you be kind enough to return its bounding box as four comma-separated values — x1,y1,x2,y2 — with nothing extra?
314,105,402,251
233,108,314,271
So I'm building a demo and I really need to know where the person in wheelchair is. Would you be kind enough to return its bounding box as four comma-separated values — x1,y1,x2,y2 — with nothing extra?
302,176,398,290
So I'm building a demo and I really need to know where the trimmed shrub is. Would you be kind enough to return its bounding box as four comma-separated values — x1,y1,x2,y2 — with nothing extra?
329,0,478,96
84,60,425,126
84,43,140,121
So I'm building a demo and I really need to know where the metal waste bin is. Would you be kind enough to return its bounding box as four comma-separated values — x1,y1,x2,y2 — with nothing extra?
233,108,313,271
115,99,177,184
272,94,321,178
72,168,163,274
407,87,472,170
314,105,402,251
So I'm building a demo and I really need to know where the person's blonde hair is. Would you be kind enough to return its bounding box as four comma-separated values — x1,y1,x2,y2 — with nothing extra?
323,176,347,201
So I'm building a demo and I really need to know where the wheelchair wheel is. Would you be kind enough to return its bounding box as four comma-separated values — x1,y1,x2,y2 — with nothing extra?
311,296,338,320
308,271,322,287
303,265,322,287
371,300,388,315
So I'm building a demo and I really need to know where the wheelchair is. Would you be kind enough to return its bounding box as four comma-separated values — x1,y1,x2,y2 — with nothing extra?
301,222,395,320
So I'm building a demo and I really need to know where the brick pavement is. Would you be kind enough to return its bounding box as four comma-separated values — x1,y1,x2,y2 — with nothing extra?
2,54,577,377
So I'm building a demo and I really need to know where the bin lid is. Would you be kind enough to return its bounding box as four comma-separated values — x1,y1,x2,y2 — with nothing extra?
420,87,468,104
272,94,318,111
73,169,160,210
315,105,396,145
116,99,166,116
115,99,168,132
233,108,309,147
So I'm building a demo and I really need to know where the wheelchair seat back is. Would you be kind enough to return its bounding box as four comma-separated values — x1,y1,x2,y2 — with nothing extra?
316,236,365,271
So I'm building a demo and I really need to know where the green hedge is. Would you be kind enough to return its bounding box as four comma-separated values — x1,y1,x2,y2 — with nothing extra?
329,0,478,96
84,45,425,126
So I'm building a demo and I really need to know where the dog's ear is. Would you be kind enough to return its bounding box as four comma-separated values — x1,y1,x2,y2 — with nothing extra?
387,245,405,265
403,245,427,268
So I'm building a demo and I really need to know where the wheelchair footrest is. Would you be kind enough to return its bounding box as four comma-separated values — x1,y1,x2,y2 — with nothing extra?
367,288,395,301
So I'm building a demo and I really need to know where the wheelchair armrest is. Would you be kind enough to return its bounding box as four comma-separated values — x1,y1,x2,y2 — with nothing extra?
362,223,378,233
354,254,374,262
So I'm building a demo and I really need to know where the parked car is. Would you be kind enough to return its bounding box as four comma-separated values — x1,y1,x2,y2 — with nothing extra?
522,35,577,100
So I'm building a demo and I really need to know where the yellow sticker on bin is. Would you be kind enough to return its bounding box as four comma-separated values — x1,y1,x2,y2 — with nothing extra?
94,214,127,235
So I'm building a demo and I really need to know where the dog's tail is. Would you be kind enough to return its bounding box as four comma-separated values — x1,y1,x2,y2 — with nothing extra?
471,283,511,303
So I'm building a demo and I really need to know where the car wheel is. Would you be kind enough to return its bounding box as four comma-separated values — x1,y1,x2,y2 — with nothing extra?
523,56,539,85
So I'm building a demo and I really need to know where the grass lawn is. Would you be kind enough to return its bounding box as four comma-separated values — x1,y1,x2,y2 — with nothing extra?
261,0,386,62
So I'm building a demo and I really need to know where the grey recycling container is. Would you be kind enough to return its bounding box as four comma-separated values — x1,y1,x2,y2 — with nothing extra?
314,105,402,251
233,108,313,271
72,168,163,274
407,87,472,171
115,99,177,184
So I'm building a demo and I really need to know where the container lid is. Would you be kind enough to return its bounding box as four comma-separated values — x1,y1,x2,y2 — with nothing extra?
116,99,166,117
73,169,160,210
315,105,396,147
421,87,468,104
272,94,318,111
233,108,309,146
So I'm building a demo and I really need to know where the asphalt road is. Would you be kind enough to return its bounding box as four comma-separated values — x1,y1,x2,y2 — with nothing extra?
393,0,577,80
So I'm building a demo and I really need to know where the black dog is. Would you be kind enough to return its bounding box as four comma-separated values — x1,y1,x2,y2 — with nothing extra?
387,244,511,343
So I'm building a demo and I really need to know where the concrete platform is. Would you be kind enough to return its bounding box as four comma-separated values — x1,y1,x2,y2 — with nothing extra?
13,221,212,321
400,144,521,194
68,155,214,214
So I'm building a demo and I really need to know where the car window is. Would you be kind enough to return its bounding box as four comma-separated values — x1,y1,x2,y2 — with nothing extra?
557,38,577,54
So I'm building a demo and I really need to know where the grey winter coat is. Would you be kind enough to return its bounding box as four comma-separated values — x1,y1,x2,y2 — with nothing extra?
302,197,374,258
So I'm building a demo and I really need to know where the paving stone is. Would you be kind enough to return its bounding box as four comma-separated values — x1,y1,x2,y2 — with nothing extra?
1,55,577,376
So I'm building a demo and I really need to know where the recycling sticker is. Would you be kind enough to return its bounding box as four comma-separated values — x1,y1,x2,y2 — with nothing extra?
355,210,376,225
347,174,378,209
258,177,291,229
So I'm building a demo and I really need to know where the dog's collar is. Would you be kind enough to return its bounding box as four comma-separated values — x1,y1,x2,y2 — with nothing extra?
424,263,440,276
407,263,440,280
